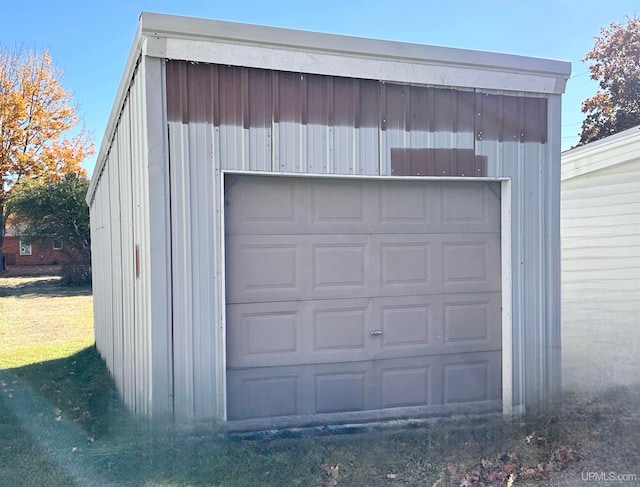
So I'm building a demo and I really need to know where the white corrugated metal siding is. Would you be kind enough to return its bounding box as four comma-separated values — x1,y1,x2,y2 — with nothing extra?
477,91,563,409
89,56,172,417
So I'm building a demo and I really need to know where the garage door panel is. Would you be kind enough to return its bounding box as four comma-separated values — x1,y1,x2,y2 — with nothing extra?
380,241,432,288
443,299,493,345
378,362,432,408
375,295,432,352
225,176,502,422
225,175,311,235
376,234,501,294
313,305,368,352
227,354,502,420
226,374,300,420
227,361,375,419
227,298,375,368
312,240,369,291
440,181,501,228
440,236,501,291
226,235,309,304
372,293,501,360
226,302,303,368
442,352,502,404
311,179,366,222
377,182,440,226
314,370,369,413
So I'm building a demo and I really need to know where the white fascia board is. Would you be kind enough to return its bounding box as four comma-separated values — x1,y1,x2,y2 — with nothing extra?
140,12,570,95
561,126,640,181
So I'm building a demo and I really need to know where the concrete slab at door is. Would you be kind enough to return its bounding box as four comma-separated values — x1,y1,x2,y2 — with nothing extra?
225,175,501,421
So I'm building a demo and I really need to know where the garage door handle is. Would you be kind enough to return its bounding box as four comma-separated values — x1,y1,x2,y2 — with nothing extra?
370,330,383,336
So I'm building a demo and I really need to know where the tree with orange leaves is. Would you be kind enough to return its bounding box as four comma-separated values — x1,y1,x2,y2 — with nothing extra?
579,16,640,145
0,46,93,270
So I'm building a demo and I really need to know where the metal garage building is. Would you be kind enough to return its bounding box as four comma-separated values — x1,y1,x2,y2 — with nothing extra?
87,12,570,426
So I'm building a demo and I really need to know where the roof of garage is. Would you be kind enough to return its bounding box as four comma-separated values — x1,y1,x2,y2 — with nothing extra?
138,12,571,94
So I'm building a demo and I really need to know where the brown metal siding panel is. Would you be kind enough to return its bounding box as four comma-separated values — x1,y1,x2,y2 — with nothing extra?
476,93,501,143
502,95,524,143
525,97,548,144
164,60,546,178
456,149,475,177
333,77,357,127
456,91,476,134
218,66,243,127
433,88,456,133
409,85,430,132
278,71,303,124
390,149,480,177
306,74,329,126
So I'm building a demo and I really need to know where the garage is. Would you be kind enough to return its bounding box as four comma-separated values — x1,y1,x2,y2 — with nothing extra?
88,13,570,423
225,175,501,420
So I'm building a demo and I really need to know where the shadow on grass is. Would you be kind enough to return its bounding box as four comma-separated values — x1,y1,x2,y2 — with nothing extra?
0,277,91,298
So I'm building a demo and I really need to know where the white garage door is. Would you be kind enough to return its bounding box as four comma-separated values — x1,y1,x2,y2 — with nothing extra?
225,175,502,421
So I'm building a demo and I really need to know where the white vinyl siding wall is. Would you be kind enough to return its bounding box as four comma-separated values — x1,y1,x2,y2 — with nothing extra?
561,127,640,390
562,160,640,331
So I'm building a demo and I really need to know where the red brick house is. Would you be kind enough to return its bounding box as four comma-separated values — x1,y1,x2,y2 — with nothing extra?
2,225,72,267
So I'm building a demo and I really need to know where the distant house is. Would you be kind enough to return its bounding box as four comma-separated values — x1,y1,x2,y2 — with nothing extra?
2,225,72,267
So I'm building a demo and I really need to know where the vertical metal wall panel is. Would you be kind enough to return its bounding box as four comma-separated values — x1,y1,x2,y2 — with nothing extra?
168,119,219,419
129,67,148,416
130,69,146,415
476,89,558,411
166,67,219,419
358,80,380,175
248,69,273,171
118,101,136,413
89,58,173,419
544,94,562,403
140,56,174,418
109,130,125,400
275,71,304,172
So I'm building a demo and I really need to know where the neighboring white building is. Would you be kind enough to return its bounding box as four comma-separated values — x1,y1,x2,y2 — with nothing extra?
561,126,640,391
87,12,570,427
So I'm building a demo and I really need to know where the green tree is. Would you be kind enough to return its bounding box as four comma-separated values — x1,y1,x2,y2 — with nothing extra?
579,16,640,145
0,46,93,270
9,173,91,284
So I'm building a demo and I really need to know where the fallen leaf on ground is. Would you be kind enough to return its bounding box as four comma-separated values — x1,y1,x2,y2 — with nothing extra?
320,464,339,486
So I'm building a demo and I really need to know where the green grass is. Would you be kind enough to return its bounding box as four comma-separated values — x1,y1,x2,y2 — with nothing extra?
0,274,608,487
0,276,93,369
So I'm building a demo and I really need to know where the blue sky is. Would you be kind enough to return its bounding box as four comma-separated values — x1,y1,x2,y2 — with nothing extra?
2,0,638,176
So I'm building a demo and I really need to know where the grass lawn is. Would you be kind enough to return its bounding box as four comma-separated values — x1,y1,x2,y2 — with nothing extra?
4,274,635,486
0,276,94,369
